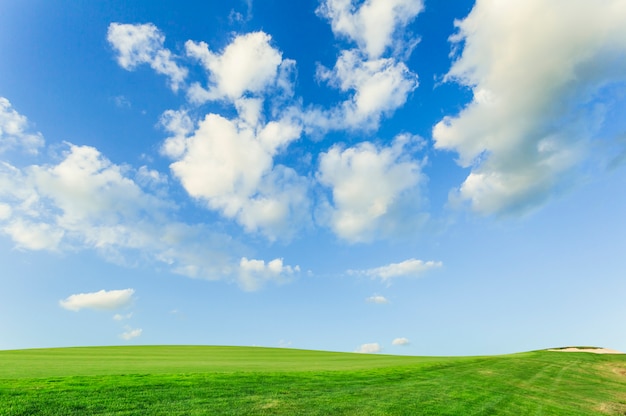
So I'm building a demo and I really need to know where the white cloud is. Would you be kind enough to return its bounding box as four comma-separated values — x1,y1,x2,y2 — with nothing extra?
107,23,188,91
366,295,389,304
433,0,626,216
238,257,300,291
350,258,442,281
3,219,64,251
312,50,418,130
166,111,309,240
185,32,284,102
317,134,425,242
317,0,424,59
392,337,410,346
120,326,143,340
0,97,44,154
355,342,382,354
59,289,135,312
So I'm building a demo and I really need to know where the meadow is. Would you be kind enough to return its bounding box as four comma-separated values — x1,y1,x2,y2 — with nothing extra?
1,346,625,415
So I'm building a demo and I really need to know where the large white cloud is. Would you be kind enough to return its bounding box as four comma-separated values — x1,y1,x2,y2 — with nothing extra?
107,23,188,91
350,258,442,281
0,98,44,154
165,109,309,241
186,32,287,102
433,0,626,216
317,134,425,242
317,0,424,59
59,289,135,312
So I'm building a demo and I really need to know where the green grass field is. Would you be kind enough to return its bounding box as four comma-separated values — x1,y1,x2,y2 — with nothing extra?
1,346,625,415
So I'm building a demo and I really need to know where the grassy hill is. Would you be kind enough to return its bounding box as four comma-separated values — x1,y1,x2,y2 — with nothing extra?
1,346,625,415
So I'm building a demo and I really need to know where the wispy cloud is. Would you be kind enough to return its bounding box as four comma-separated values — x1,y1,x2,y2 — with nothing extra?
0,97,44,154
350,258,442,281
366,295,389,304
59,289,135,312
107,23,187,91
119,326,142,340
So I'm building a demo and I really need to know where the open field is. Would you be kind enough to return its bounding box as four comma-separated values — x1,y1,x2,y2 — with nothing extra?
1,346,625,415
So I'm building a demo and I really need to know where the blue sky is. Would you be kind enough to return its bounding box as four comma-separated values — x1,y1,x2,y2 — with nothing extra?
1,0,625,356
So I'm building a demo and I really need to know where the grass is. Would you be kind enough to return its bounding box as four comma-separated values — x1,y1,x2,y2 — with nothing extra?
1,346,625,415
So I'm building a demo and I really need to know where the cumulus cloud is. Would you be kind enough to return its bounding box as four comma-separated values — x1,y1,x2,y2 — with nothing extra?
392,337,410,346
312,50,418,130
120,326,143,340
355,342,382,354
59,288,135,312
238,257,300,291
186,32,286,102
107,23,188,91
366,295,389,304
317,0,424,59
0,97,44,154
165,110,309,240
317,134,425,242
433,0,626,216
350,258,442,281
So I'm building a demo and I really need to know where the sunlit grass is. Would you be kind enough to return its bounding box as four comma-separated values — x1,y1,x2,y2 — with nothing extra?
1,346,625,415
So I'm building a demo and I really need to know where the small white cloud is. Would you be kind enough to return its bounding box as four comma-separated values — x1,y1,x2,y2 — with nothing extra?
113,95,131,109
0,97,44,154
350,258,442,281
59,289,135,312
366,295,389,304
120,326,142,340
392,337,410,346
355,342,382,354
238,257,300,291
107,23,187,91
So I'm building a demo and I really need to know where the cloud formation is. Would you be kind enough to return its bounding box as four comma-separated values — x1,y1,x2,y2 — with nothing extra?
59,289,135,312
317,134,425,242
107,23,188,91
433,0,626,216
350,258,442,281
0,98,44,154
355,342,382,353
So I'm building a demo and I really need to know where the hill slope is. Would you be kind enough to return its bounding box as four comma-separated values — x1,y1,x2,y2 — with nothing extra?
1,346,625,415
